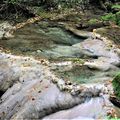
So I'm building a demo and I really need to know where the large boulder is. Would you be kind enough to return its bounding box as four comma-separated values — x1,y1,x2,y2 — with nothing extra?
0,52,102,120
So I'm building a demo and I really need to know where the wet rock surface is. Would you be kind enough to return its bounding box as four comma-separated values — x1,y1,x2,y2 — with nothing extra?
0,52,108,120
43,97,111,120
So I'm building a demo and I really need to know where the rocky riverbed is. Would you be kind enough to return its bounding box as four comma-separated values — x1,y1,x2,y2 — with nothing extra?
0,20,120,119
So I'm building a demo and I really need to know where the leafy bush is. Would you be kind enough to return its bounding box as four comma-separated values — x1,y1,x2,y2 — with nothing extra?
116,11,120,26
112,4,120,9
101,13,116,21
88,19,98,24
4,0,18,4
101,12,120,26
112,73,120,99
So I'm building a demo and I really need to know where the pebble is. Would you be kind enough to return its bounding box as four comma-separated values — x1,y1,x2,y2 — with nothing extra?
65,80,72,85
37,50,42,53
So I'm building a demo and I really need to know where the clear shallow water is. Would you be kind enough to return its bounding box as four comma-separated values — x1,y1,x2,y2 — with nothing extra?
53,64,118,84
0,22,84,59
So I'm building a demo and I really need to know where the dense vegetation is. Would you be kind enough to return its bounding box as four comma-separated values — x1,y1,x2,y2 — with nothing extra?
1,0,120,10
0,0,120,25
112,73,120,99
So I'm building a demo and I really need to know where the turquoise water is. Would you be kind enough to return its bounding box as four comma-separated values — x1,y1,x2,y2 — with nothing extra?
0,22,84,58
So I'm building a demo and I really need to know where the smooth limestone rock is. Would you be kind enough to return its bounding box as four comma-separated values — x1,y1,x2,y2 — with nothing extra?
73,38,120,71
65,25,92,38
0,61,19,91
43,97,107,120
44,31,120,71
84,57,119,71
0,52,103,120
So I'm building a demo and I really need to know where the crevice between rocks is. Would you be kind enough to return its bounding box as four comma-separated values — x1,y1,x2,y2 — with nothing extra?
0,90,4,99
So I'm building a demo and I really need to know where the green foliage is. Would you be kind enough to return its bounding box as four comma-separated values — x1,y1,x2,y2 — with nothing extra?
116,11,120,26
112,4,120,9
67,58,85,64
88,19,98,24
101,13,116,21
112,73,120,99
4,0,18,4
101,12,120,26
106,115,118,120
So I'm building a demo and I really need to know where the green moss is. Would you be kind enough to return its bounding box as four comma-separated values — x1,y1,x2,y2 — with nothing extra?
112,5,120,9
101,13,116,22
35,8,56,18
106,115,119,120
88,19,98,25
101,12,120,26
112,73,120,99
116,11,120,26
